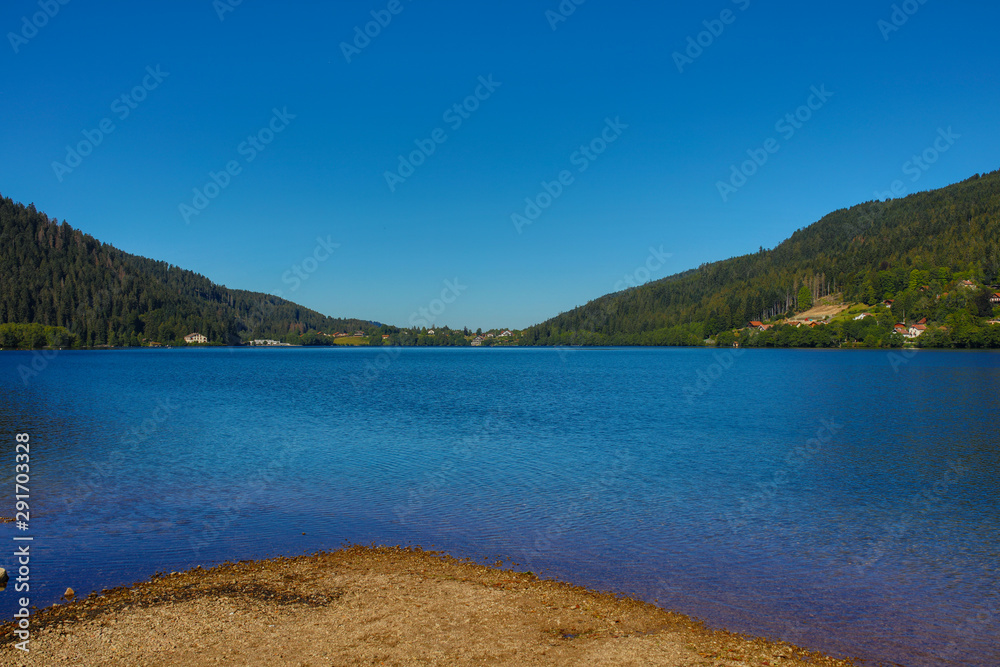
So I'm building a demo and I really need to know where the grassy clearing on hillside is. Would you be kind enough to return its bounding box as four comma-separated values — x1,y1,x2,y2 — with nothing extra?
333,336,367,346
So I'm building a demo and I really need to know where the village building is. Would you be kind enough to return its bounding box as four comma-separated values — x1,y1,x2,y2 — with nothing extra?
184,333,208,344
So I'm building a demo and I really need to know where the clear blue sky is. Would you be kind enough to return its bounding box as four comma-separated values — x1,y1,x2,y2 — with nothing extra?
2,1,998,329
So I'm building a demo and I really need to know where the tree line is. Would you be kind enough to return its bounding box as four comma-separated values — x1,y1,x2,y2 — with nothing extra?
0,195,373,348
522,170,1000,348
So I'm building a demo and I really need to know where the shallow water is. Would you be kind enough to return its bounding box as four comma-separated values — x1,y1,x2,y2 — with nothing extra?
0,347,997,665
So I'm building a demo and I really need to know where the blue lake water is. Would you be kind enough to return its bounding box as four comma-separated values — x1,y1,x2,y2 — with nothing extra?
0,347,997,665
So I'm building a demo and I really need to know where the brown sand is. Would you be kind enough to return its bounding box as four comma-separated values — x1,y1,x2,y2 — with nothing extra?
0,546,857,666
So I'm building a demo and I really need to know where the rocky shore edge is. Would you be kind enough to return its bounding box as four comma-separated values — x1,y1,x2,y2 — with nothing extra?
0,546,858,666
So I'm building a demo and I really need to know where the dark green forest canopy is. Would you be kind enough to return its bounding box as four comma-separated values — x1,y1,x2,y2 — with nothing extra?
521,170,1000,347
0,196,373,347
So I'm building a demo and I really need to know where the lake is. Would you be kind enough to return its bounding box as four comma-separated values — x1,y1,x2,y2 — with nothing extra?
1,347,997,665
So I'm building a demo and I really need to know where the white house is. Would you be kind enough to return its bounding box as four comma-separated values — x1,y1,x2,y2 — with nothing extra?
500,330,513,337
906,324,927,338
853,312,873,320
184,333,208,344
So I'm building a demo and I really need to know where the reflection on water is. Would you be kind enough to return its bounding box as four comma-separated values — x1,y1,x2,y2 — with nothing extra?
0,347,997,666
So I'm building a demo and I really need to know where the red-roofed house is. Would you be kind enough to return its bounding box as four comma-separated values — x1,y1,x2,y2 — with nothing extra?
990,292,1000,305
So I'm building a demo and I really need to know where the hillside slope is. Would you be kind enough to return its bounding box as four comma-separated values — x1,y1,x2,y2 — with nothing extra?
523,170,1000,346
0,195,370,347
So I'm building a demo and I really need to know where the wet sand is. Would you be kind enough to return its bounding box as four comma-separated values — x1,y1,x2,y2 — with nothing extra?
0,546,857,666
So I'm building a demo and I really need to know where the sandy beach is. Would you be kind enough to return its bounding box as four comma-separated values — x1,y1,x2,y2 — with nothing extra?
0,546,857,666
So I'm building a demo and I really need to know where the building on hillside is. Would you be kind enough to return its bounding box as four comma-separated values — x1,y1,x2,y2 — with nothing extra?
990,292,1000,305
500,330,513,337
471,336,484,347
893,324,908,335
854,312,873,320
184,333,208,344
906,324,927,338
960,280,976,289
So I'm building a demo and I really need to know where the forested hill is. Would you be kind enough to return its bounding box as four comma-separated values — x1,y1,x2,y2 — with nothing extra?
0,195,371,347
523,170,1000,346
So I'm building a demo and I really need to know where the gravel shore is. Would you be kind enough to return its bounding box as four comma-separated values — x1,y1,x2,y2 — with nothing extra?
0,546,857,666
